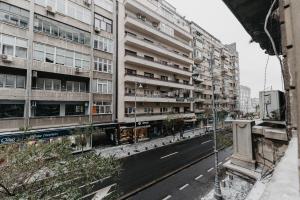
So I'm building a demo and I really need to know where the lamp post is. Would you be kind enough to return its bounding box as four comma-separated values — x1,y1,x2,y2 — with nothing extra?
134,82,143,144
209,46,223,200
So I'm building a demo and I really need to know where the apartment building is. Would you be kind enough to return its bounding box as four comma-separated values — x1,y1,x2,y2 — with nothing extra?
239,85,251,114
190,22,240,125
117,0,195,138
0,0,117,147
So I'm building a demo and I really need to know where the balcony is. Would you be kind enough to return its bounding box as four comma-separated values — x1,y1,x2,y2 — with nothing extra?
124,0,193,41
124,111,195,122
194,109,205,113
0,88,26,100
194,87,204,93
193,75,205,83
32,60,90,78
125,73,194,90
125,33,193,65
125,14,192,52
29,115,90,129
31,89,89,101
92,114,113,124
124,54,192,77
194,97,205,102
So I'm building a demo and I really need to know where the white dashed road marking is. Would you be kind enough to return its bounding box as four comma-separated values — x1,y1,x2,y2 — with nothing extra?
207,167,214,172
179,184,189,190
162,195,172,200
218,162,222,166
225,157,230,161
195,174,203,180
201,140,212,145
160,152,178,159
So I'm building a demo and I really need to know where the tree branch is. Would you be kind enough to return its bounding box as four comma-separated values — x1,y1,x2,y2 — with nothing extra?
0,183,14,196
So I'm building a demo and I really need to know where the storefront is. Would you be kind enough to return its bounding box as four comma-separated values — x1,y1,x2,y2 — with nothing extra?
0,123,118,152
118,121,150,144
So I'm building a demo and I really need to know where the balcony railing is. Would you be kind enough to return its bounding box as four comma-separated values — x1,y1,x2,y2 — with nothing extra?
125,13,191,46
125,72,193,86
125,52,192,73
125,111,193,117
125,32,192,62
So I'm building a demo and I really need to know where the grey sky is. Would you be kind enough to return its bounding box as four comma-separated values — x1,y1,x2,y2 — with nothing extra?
168,0,283,98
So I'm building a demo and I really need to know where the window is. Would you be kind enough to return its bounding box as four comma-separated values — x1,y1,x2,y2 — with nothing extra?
33,42,90,69
160,107,168,113
0,104,24,118
0,34,28,58
95,79,112,94
161,76,168,81
94,0,113,12
0,74,4,87
16,76,25,88
126,68,136,75
94,14,113,33
35,104,60,117
5,75,15,88
93,101,112,114
144,107,153,113
94,36,113,53
159,23,174,36
66,104,85,116
144,55,154,61
144,72,154,78
33,14,91,46
183,80,189,85
0,2,29,28
94,57,113,73
125,107,135,114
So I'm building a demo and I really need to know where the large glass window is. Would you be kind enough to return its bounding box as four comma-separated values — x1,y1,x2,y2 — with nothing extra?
95,79,112,94
0,104,24,118
94,14,113,33
33,43,90,69
0,2,29,28
16,76,25,88
33,14,91,46
35,104,60,117
0,74,26,89
94,36,113,53
0,34,28,58
66,104,85,116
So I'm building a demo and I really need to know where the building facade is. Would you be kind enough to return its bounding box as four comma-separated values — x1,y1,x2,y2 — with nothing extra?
190,22,240,125
0,0,117,146
250,97,259,113
239,85,251,114
116,0,195,138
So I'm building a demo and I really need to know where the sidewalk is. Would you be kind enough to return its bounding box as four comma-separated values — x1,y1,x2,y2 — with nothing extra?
96,128,207,159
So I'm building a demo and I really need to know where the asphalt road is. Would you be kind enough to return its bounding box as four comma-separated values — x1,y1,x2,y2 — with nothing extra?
81,133,232,200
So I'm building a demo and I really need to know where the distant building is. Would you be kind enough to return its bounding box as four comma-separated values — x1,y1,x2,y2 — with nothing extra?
250,98,259,113
239,85,251,114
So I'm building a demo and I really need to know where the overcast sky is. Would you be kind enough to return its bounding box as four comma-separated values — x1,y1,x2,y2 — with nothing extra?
168,0,283,98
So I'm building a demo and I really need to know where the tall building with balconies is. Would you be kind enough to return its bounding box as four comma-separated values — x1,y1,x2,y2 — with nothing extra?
117,0,195,138
0,0,117,147
190,22,240,125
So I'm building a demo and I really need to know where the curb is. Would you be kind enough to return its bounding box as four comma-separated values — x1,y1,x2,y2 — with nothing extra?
118,146,227,200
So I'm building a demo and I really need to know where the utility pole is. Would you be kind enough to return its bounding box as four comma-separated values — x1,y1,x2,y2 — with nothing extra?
209,46,223,200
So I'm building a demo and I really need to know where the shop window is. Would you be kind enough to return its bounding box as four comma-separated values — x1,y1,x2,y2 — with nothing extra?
35,104,60,117
0,104,24,118
65,104,85,116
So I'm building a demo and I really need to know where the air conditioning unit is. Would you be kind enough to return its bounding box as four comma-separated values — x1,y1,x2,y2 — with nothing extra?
152,22,159,28
2,54,13,63
94,26,101,33
46,6,56,15
84,0,91,6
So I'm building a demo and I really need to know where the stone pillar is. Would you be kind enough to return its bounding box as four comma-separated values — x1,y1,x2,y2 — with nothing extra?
231,120,256,170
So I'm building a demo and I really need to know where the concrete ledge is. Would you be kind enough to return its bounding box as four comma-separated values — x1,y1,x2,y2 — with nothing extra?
224,160,261,180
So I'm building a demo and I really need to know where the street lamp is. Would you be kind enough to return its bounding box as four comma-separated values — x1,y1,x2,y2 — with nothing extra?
209,46,223,200
134,82,143,144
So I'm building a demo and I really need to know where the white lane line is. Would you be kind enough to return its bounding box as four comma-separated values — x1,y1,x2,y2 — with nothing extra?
195,174,203,180
162,195,172,200
201,140,212,145
160,152,178,159
179,183,189,190
225,157,230,161
207,167,214,172
218,162,222,166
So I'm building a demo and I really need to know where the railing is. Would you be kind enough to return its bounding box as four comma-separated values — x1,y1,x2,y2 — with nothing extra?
125,73,193,86
31,87,89,93
125,32,192,61
125,13,191,46
125,52,192,73
125,111,193,117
